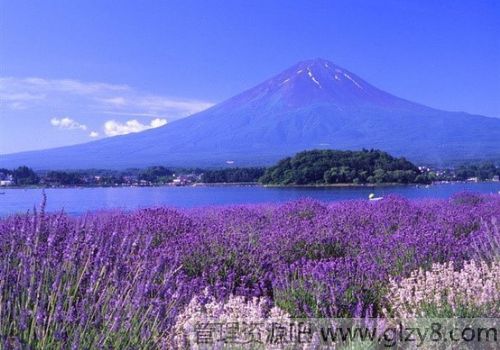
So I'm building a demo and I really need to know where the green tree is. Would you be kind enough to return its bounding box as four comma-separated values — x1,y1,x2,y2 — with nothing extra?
139,166,173,183
373,169,386,183
13,166,39,185
261,149,424,185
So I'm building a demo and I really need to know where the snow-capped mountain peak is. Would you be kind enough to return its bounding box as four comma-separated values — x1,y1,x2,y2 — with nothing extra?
1,58,498,169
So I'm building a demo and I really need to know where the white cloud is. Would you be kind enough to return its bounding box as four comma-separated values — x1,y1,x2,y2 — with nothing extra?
131,96,214,116
150,117,168,128
0,92,45,110
0,92,45,101
98,95,214,120
1,77,214,151
100,96,127,107
103,118,167,137
9,77,129,95
50,117,87,130
0,77,214,121
99,110,162,117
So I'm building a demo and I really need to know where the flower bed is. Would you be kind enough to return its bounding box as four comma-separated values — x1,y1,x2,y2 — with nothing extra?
0,192,498,348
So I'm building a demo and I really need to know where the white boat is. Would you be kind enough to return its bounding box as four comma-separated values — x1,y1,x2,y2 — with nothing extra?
369,193,383,201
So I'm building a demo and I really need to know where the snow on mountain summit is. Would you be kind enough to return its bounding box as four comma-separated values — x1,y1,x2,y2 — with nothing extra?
219,58,427,112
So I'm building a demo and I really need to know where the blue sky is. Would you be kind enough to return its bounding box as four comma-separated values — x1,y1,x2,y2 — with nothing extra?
1,0,499,154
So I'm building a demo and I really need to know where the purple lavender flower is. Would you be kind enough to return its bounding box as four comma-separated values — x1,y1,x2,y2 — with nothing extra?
0,193,498,347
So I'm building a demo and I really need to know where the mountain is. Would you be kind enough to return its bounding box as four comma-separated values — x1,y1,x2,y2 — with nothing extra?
2,58,499,169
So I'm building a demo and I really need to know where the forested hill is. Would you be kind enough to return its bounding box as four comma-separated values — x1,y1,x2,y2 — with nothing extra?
260,149,431,185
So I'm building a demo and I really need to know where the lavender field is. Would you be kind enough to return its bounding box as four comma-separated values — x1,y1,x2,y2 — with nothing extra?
1,192,499,348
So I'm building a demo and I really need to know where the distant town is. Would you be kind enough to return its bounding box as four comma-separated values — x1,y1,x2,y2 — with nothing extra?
0,165,266,188
1,153,499,188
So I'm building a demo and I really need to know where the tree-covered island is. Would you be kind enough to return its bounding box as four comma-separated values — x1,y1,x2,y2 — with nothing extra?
261,149,435,185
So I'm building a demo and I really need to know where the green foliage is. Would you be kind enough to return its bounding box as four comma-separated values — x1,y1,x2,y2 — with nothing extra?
138,166,173,183
416,301,498,318
454,162,499,181
261,149,429,185
12,166,39,185
283,240,346,263
274,281,324,318
46,171,84,185
201,167,265,183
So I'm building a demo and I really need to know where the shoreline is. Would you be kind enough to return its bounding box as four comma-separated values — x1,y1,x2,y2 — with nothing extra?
1,180,497,190
262,182,415,188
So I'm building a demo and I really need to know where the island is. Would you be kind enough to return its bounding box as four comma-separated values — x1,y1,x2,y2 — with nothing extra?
260,149,434,185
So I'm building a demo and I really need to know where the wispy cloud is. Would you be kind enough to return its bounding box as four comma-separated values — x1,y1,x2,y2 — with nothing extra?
100,96,127,107
0,92,45,101
2,77,129,95
50,117,88,130
98,95,214,119
0,77,214,122
99,110,162,118
0,91,46,110
89,131,99,138
103,118,167,136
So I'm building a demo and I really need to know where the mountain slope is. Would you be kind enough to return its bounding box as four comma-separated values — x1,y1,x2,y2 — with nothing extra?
2,58,499,169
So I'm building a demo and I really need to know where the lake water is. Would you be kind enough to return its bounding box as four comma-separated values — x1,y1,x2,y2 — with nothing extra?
1,182,499,216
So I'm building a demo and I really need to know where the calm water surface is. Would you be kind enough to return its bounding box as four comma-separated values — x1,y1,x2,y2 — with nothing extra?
1,182,499,216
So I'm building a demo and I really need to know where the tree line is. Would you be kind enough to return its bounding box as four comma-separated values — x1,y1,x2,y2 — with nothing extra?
260,149,432,185
1,151,498,187
454,162,499,181
0,166,265,186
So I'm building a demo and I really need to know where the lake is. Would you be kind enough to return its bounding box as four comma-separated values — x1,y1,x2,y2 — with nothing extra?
1,182,499,216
